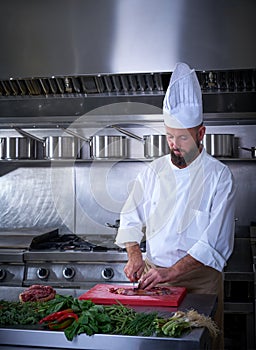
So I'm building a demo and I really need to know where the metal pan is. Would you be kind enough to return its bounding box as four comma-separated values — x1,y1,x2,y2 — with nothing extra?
91,135,128,159
143,134,169,158
203,134,234,157
0,136,39,160
44,135,81,159
110,125,169,158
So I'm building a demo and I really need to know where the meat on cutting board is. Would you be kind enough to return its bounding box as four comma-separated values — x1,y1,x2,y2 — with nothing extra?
79,284,187,307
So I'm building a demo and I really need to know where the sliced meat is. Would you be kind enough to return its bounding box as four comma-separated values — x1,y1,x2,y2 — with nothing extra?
108,286,173,296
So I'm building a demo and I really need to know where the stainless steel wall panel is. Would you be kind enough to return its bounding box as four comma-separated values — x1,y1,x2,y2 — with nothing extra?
225,161,256,227
0,167,75,231
0,0,256,80
75,161,147,236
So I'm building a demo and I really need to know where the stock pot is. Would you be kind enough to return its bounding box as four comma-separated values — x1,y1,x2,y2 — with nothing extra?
203,134,234,157
91,135,127,159
0,136,38,159
45,136,81,159
143,134,169,158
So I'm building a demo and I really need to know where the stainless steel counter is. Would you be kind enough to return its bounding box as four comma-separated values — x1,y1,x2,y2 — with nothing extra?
0,293,217,350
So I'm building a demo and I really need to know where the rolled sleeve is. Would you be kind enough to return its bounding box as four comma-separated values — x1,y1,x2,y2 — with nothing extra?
188,241,226,271
188,166,236,271
115,227,144,248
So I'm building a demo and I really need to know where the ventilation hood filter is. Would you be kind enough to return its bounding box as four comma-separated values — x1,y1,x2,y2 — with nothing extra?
0,73,165,97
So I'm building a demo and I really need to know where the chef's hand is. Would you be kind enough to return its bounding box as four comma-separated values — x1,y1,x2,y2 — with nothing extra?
139,267,174,289
139,255,203,289
124,242,145,282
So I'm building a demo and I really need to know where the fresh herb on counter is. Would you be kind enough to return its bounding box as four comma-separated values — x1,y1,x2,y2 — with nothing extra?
0,300,44,326
63,304,219,341
0,295,219,341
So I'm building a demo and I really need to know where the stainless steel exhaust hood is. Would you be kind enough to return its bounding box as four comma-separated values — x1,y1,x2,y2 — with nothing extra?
0,0,256,121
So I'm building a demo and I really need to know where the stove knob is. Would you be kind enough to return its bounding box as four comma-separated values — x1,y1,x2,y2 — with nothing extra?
63,267,75,279
101,267,114,280
36,267,49,280
0,268,6,281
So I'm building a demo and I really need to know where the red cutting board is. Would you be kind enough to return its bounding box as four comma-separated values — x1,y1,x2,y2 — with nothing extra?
79,284,187,307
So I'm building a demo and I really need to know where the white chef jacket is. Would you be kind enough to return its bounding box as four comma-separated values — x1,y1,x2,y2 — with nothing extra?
115,148,236,272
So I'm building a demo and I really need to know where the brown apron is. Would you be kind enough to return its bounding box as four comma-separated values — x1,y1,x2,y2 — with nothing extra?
144,258,224,350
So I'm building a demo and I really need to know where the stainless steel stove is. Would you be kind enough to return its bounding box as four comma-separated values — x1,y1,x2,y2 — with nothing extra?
24,230,130,288
0,229,136,292
0,249,25,286
23,251,129,289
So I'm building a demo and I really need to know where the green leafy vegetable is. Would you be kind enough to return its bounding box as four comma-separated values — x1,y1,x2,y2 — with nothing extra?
0,295,219,342
0,300,43,326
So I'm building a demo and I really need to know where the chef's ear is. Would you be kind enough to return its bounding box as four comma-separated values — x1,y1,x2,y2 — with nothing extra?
197,124,206,142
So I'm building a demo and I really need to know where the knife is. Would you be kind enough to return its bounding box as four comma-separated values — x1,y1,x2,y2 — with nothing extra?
133,272,141,290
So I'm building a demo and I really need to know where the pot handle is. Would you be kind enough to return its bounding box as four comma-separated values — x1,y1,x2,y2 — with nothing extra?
239,146,256,158
61,127,91,142
13,127,45,143
109,125,144,143
239,147,251,152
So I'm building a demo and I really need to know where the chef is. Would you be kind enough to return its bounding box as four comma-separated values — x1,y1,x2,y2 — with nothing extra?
115,62,236,349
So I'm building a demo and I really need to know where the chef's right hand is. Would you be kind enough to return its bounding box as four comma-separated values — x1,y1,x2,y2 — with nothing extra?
124,242,145,282
124,259,145,282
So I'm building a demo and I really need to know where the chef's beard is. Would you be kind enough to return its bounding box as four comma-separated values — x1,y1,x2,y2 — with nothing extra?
170,140,201,168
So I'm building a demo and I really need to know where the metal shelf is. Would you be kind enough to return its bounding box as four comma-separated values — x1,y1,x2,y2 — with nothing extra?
0,157,255,163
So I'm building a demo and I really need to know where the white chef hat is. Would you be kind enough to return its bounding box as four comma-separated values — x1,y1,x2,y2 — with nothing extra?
163,62,203,129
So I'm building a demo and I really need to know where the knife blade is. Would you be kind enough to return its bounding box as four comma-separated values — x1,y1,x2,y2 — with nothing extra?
133,272,141,290
133,272,138,290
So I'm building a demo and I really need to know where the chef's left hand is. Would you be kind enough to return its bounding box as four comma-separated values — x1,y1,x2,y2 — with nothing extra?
139,267,175,289
139,254,203,289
